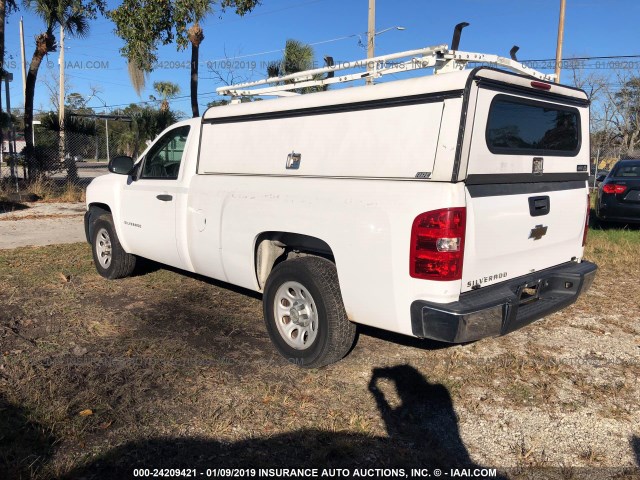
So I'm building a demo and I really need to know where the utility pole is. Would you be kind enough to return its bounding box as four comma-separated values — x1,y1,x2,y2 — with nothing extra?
0,70,3,179
366,0,375,85
554,0,566,83
19,18,27,180
4,73,19,191
105,115,110,161
58,25,65,164
19,17,26,101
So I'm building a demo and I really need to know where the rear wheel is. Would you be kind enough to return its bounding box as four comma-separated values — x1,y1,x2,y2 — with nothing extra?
263,256,356,368
91,214,136,279
592,210,609,229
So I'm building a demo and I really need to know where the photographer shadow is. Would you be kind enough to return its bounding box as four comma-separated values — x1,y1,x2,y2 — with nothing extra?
368,364,478,468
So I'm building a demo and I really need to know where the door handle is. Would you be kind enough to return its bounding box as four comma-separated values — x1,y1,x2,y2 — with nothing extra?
156,194,173,202
528,195,550,216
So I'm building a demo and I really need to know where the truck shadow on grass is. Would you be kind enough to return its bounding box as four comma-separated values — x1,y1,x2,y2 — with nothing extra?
356,325,451,352
589,209,640,231
1,365,503,478
129,257,262,301
0,396,57,480
56,364,504,479
128,260,450,357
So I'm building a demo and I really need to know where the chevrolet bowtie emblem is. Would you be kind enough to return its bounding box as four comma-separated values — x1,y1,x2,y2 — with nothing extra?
529,224,548,240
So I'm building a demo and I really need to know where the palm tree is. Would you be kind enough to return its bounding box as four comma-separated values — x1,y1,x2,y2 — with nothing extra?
185,0,258,118
187,20,205,118
23,0,89,179
267,39,324,95
109,0,259,119
153,81,180,112
180,0,211,118
127,106,178,159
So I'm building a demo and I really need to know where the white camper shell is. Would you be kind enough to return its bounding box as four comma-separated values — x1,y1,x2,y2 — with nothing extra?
85,44,597,368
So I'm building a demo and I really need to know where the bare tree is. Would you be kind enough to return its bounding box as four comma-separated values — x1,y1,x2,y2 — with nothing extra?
42,70,71,112
569,63,640,169
206,48,256,88
608,69,640,156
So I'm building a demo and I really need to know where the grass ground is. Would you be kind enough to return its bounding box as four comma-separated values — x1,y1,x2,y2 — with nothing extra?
1,224,639,479
1,178,85,204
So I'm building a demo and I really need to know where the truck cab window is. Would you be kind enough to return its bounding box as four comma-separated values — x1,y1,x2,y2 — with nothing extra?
141,126,191,179
486,96,580,156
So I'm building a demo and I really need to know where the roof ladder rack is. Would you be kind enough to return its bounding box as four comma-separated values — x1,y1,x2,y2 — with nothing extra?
216,45,555,99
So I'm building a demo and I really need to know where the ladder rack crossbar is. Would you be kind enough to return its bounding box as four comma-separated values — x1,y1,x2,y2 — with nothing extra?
221,57,440,97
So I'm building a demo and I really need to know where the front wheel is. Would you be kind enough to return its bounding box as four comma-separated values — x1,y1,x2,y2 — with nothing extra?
263,256,356,368
91,214,136,280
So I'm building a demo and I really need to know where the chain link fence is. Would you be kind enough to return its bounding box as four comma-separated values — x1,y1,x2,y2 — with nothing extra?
588,145,640,190
592,145,640,171
1,118,135,195
1,109,177,198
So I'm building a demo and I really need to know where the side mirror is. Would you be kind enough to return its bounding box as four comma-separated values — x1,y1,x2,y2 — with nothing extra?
108,156,134,175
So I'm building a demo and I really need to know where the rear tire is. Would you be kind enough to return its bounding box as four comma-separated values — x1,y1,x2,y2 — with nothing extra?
91,214,136,280
263,256,356,368
592,213,609,229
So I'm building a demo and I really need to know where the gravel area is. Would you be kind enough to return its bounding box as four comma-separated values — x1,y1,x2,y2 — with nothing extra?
0,202,86,249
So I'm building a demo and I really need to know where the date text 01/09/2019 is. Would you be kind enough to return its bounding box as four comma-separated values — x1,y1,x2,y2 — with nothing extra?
132,467,500,478
206,469,409,478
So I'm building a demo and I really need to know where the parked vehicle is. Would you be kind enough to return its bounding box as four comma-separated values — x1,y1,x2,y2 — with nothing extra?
595,171,609,185
84,43,596,367
595,159,640,224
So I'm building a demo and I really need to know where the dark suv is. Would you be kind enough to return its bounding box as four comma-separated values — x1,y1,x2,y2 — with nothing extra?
595,159,640,224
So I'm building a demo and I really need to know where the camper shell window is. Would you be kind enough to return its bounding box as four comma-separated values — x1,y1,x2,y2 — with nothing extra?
486,95,580,156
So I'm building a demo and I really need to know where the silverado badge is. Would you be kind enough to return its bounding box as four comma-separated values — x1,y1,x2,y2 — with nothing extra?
529,224,548,240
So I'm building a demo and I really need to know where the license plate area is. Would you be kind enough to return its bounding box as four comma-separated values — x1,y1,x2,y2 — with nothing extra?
517,280,542,306
623,189,640,202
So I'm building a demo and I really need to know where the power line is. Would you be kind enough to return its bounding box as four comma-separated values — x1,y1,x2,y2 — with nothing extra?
199,32,361,65
81,52,640,111
521,54,640,62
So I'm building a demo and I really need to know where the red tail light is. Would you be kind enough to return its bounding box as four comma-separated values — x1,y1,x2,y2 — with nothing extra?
531,81,552,91
410,208,466,281
602,184,627,194
583,194,590,247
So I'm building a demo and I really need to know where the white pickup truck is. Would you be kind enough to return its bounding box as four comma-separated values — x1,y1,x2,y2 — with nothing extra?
85,45,597,367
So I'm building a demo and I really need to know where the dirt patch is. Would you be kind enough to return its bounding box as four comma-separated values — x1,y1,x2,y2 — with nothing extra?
0,202,86,249
0,216,85,250
0,234,639,479
0,213,85,222
0,201,85,220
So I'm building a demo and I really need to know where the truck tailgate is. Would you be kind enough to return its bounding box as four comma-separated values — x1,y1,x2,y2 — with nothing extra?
462,182,588,293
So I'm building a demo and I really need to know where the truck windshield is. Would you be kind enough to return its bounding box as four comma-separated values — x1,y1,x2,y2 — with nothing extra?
486,95,580,156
